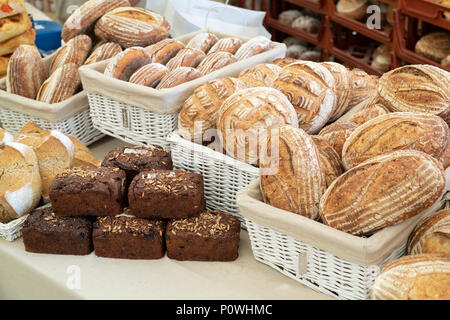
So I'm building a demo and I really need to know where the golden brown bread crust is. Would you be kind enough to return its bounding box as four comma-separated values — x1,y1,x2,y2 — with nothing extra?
185,32,218,54
317,121,358,157
348,68,378,109
128,63,168,88
104,46,151,81
371,254,450,300
0,12,31,43
84,42,122,65
408,209,450,256
271,57,297,68
178,77,247,144
234,36,272,60
6,44,48,99
342,112,449,169
146,39,185,65
208,37,242,55
50,34,92,74
94,7,170,48
196,51,237,75
260,126,326,220
415,32,450,63
36,63,81,104
311,136,343,188
347,102,390,126
238,63,282,88
61,0,130,42
319,150,446,236
165,48,206,71
0,27,35,56
321,62,352,121
155,67,203,89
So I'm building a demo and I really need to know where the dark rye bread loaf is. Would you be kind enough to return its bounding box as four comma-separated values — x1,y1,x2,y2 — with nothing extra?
22,207,93,255
49,167,126,217
93,216,165,259
128,170,206,219
166,210,240,261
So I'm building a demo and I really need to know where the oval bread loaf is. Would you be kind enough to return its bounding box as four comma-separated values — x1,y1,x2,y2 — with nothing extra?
415,32,450,63
84,42,122,65
104,47,152,81
165,48,206,71
185,32,218,54
238,63,282,88
342,112,449,169
272,61,337,134
348,68,378,110
321,62,352,121
146,39,185,65
36,63,81,104
319,150,446,236
196,51,237,75
346,102,390,126
336,0,369,20
49,34,92,74
129,63,168,88
271,57,297,68
317,121,358,157
260,126,326,220
155,67,203,89
371,254,450,300
408,209,450,256
208,37,242,54
234,36,272,60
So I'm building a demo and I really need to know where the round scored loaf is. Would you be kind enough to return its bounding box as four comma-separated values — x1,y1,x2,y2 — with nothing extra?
49,34,92,74
129,63,168,88
348,68,378,110
371,44,392,73
408,209,450,256
217,87,298,165
84,42,122,65
371,254,450,300
238,63,282,88
146,39,185,65
415,32,450,63
37,63,81,104
196,51,237,75
94,7,170,48
104,47,152,81
320,150,446,236
6,44,47,99
0,142,42,223
260,125,326,220
291,15,321,34
342,112,450,169
318,121,358,156
321,62,352,121
165,48,206,71
311,136,343,188
155,67,203,90
208,37,242,55
277,9,303,25
234,36,273,60
61,0,130,42
272,61,337,134
178,77,247,144
377,65,450,126
185,32,218,54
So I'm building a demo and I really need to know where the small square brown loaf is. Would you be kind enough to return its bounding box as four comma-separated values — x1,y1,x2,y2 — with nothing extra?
22,207,93,255
49,167,126,217
128,170,206,219
165,210,240,261
93,216,165,259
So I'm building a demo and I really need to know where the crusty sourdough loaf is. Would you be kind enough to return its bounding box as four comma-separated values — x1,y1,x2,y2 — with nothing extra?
311,136,343,188
146,39,185,65
238,63,282,88
346,101,390,126
415,32,450,63
371,254,450,300
0,142,42,223
196,51,237,75
165,48,206,71
0,11,32,43
0,27,35,56
272,61,337,134
320,150,446,236
61,0,130,42
260,125,326,220
67,135,101,167
321,62,352,121
271,57,297,68
94,7,170,48
208,37,242,55
234,36,273,60
342,112,449,169
185,32,218,54
347,68,378,110
377,65,450,126
104,46,152,81
217,87,298,165
36,63,81,104
178,77,247,144
129,63,168,88
6,44,48,99
318,121,358,156
49,34,92,74
155,67,203,89
84,42,122,65
336,0,369,20
408,209,450,256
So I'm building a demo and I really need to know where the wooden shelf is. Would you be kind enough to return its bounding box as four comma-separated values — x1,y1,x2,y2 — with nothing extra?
398,0,450,31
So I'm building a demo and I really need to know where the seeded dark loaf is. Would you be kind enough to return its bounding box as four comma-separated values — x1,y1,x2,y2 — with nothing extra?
49,167,126,217
128,170,206,219
93,216,165,259
166,210,240,261
22,207,93,255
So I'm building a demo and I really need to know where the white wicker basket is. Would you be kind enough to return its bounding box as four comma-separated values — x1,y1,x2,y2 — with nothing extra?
167,131,259,227
0,215,28,242
237,179,447,300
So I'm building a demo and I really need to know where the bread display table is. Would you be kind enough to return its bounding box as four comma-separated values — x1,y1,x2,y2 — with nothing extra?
0,136,331,300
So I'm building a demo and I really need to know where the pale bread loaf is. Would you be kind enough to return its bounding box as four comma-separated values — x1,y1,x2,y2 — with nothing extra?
291,15,321,34
155,67,203,89
238,63,282,88
84,42,122,65
129,63,168,88
0,142,41,223
271,57,298,68
178,77,247,143
36,63,81,104
285,44,308,59
67,135,101,167
318,121,358,156
165,48,206,71
104,47,152,81
185,32,218,54
408,209,450,256
321,62,352,121
260,125,326,220
146,39,185,65
371,254,450,300
311,136,343,188
342,112,449,169
320,150,446,236
272,61,337,134
371,44,391,73
196,51,237,75
217,87,298,165
348,68,378,110
49,34,92,74
234,36,272,60
208,37,242,55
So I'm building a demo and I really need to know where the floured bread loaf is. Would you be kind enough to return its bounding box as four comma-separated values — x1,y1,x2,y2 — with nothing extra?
84,42,122,65
377,65,450,126
348,68,378,110
371,254,450,300
217,87,298,165
408,209,450,256
155,67,202,89
68,135,101,168
178,77,246,143
0,142,42,223
94,7,170,48
146,39,185,65
37,63,81,104
342,112,449,169
196,51,237,75
311,136,343,188
208,37,242,55
6,44,48,99
0,128,13,147
371,44,392,73
321,62,352,121
346,101,390,126
104,47,152,81
272,61,337,134
0,11,31,43
165,48,206,71
61,0,130,42
185,32,218,54
260,125,326,220
16,129,74,201
286,44,308,59
49,34,92,74
235,36,272,60
238,63,282,88
320,150,446,236
318,121,358,156
129,63,168,88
